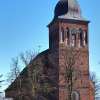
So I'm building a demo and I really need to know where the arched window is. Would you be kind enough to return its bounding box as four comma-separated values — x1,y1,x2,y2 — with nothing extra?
83,31,86,46
79,28,83,47
70,28,77,47
60,28,64,43
85,31,88,45
62,28,64,42
71,34,76,47
82,30,88,47
65,28,70,46
67,28,70,45
71,91,80,100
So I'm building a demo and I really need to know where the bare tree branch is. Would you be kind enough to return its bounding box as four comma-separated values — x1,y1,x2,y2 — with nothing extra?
90,72,100,100
7,57,20,84
20,50,37,66
0,74,4,95
64,48,80,100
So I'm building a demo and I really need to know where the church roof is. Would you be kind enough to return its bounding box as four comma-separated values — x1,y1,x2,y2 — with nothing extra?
54,0,84,20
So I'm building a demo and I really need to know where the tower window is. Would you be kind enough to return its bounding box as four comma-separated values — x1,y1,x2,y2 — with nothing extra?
65,28,70,45
79,28,83,47
66,28,70,46
71,34,76,47
83,31,88,47
62,28,64,42
85,31,88,45
60,28,64,43
83,31,86,46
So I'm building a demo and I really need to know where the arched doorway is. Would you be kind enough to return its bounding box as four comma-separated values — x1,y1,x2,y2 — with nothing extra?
71,91,80,100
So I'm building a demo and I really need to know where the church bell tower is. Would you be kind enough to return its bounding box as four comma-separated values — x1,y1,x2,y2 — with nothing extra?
48,0,94,100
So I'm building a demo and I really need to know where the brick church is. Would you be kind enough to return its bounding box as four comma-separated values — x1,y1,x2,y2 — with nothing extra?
5,0,94,100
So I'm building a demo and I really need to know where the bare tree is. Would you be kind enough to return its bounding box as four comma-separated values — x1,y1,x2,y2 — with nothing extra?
0,74,5,99
7,57,20,84
20,50,37,66
28,60,55,100
6,48,53,100
6,57,23,100
28,60,42,99
64,48,80,100
0,74,3,94
90,72,100,100
19,50,38,98
20,50,53,100
6,49,37,99
7,49,37,83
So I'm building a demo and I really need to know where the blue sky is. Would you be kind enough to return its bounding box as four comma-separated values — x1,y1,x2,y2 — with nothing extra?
0,0,100,91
